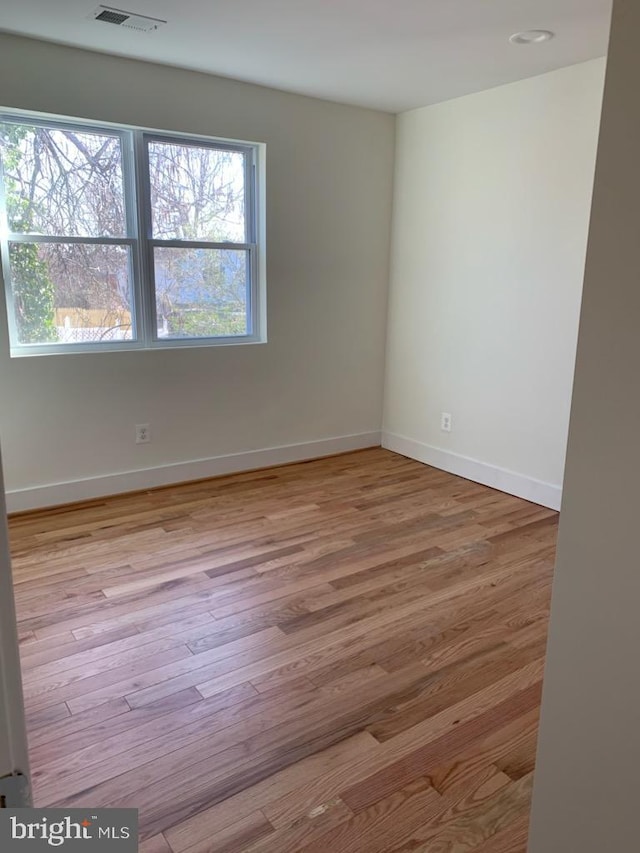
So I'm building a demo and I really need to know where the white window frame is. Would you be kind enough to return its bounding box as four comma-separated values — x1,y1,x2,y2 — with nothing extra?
0,110,265,357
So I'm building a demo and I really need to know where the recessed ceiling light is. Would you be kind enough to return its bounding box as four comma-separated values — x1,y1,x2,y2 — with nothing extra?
509,30,555,45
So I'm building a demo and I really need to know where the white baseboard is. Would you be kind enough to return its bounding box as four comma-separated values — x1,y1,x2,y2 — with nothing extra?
382,432,562,511
6,431,381,513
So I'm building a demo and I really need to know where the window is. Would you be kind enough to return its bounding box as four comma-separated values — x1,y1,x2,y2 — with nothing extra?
0,114,263,355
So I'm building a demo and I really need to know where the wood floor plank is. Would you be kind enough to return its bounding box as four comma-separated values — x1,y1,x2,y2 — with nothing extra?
340,680,542,814
25,644,195,712
242,798,354,853
261,662,543,832
163,733,379,853
467,813,530,852
25,701,71,732
22,613,215,682
20,623,142,669
298,777,443,853
29,687,206,770
10,448,556,848
66,627,285,714
427,708,540,799
139,834,173,853
298,766,508,853
180,811,274,853
387,771,533,853
55,660,438,829
27,697,131,750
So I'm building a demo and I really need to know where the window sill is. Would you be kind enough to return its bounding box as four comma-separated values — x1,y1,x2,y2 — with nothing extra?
9,335,268,358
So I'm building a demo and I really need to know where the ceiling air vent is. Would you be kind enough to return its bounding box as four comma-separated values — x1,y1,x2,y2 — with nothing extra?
91,5,166,32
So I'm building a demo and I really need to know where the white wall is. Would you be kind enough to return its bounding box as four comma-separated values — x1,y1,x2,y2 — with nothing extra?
383,59,605,509
0,35,395,511
529,0,640,848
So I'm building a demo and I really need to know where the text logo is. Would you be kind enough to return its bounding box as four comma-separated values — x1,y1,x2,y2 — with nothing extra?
0,809,137,851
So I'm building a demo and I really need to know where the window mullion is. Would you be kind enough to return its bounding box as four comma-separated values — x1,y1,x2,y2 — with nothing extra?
120,130,144,345
245,147,255,245
132,131,155,346
148,239,254,251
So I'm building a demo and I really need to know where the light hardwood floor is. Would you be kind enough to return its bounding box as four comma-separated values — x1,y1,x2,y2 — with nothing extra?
9,448,557,852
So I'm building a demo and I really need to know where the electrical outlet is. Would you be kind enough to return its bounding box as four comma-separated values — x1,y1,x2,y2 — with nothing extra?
135,423,150,444
441,412,452,433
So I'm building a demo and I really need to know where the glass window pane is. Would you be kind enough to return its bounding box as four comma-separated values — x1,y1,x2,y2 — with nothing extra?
148,141,246,242
0,123,127,237
8,242,134,346
153,247,249,339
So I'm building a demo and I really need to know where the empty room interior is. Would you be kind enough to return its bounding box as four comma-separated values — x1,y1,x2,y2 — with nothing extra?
3,0,640,850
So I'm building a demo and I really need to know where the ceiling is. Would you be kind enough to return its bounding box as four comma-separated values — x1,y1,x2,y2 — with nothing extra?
0,0,612,113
